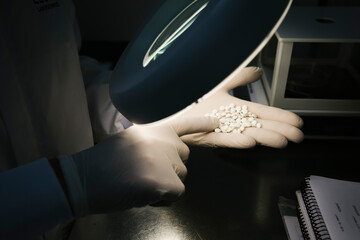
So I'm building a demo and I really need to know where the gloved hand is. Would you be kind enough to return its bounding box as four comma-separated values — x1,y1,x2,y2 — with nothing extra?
58,116,218,217
168,67,304,149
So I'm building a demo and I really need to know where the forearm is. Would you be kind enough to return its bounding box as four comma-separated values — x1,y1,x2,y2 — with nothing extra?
0,158,73,239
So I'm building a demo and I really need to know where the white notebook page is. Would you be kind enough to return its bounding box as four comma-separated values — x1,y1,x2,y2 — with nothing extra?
310,175,360,240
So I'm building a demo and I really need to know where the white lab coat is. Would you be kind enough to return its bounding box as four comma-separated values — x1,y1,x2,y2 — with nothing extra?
0,0,128,238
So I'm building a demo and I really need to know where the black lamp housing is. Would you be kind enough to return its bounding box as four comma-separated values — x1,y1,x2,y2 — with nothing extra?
110,0,291,124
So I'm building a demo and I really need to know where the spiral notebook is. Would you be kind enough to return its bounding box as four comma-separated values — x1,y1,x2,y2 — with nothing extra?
296,175,360,240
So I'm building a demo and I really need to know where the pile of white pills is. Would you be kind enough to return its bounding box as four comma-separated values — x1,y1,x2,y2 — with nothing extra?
205,103,261,134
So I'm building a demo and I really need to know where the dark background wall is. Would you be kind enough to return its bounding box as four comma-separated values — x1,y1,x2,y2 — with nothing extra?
73,0,360,43
72,0,164,42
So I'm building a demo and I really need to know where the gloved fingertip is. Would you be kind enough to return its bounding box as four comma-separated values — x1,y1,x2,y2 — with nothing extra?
297,116,304,128
151,188,184,206
293,130,305,143
160,184,185,202
172,164,187,181
255,67,263,75
246,66,263,76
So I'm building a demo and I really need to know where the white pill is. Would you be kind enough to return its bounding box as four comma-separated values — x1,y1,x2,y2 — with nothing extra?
206,103,260,134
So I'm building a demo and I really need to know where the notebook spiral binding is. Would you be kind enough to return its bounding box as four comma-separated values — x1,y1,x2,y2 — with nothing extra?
301,177,331,240
297,205,311,240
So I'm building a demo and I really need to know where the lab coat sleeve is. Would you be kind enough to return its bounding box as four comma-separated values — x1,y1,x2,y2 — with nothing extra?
80,56,133,143
0,158,73,239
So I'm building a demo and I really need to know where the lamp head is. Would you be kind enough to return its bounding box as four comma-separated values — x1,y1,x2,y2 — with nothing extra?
110,0,292,124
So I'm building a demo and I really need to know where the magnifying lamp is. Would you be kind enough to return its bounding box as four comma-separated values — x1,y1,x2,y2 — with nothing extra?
110,0,292,124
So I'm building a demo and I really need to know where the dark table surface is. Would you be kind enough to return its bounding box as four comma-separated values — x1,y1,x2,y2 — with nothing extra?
69,137,360,240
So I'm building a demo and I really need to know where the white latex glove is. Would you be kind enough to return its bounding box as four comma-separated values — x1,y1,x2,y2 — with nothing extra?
169,67,304,149
58,116,218,217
